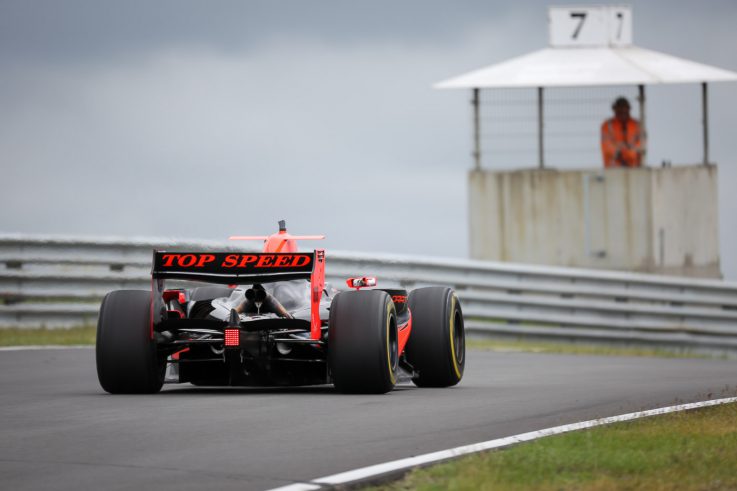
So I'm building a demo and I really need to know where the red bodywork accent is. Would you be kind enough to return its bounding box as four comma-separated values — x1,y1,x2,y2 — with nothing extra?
172,347,189,360
310,249,326,340
397,308,412,355
162,289,186,319
265,231,297,253
162,290,181,303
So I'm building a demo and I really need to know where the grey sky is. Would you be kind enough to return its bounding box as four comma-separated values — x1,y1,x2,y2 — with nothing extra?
1,1,736,277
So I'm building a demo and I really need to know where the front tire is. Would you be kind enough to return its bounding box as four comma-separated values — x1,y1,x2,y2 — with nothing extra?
96,290,165,394
328,290,398,394
405,287,465,387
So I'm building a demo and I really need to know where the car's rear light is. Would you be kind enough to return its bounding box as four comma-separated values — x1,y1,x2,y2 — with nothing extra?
224,329,240,347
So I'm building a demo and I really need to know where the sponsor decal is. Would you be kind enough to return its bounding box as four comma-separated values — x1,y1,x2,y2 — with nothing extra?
154,252,313,275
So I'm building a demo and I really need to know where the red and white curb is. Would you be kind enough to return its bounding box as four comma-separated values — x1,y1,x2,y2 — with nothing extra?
266,396,737,491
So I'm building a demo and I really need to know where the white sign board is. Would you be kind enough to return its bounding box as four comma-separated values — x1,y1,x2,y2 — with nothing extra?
549,5,632,47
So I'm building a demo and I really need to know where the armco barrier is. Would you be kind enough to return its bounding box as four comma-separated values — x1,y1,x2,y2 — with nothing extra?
2,234,737,352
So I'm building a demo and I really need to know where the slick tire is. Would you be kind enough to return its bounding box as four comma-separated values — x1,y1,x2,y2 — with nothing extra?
405,287,465,388
96,290,165,394
328,290,399,394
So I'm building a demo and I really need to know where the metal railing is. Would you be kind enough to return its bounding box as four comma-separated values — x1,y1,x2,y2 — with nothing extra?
2,234,737,352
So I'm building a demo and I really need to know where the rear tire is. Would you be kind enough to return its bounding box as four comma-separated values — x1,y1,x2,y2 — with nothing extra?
96,290,165,394
328,290,398,394
405,287,465,387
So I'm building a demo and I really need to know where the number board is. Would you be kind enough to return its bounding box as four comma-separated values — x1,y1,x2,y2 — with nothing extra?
549,5,632,47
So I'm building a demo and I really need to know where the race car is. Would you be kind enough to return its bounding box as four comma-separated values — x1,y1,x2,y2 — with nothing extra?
96,221,465,394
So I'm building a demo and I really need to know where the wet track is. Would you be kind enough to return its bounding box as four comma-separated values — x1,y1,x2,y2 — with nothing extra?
1,347,735,490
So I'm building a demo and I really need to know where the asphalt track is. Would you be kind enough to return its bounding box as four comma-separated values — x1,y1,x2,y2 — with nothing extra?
1,348,736,490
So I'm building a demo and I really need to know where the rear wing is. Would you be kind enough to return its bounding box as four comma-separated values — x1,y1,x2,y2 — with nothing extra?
151,251,315,284
151,250,326,340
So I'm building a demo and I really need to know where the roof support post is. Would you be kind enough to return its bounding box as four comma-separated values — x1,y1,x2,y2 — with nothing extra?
537,86,544,169
472,88,481,170
702,82,709,166
637,84,647,165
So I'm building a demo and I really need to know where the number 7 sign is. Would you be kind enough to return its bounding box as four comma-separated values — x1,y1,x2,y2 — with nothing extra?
549,5,632,48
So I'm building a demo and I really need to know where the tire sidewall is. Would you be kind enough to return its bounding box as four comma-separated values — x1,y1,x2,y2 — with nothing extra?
328,290,398,393
96,290,164,394
406,287,465,387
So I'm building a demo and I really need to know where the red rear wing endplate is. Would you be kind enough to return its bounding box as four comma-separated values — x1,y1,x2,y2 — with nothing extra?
310,249,325,340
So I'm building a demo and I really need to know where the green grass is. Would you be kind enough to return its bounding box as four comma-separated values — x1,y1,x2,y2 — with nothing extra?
0,326,718,360
0,325,97,346
369,402,737,491
467,338,718,359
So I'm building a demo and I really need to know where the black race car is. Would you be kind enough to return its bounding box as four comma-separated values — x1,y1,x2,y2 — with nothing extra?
96,221,465,394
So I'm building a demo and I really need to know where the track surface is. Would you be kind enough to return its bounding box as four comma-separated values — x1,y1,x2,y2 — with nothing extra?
1,348,735,490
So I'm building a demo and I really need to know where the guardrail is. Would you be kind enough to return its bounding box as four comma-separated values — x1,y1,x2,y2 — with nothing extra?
2,234,737,353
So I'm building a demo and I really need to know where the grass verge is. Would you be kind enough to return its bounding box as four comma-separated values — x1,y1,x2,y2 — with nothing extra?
369,402,737,491
0,327,718,359
0,325,96,346
467,338,718,359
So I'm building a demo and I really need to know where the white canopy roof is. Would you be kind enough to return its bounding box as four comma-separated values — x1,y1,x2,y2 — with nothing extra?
435,46,737,89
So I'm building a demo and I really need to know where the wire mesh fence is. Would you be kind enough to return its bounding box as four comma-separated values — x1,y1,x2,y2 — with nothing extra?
479,86,641,169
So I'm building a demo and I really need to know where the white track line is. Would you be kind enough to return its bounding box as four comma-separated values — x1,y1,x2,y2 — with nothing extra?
266,396,737,491
0,345,93,351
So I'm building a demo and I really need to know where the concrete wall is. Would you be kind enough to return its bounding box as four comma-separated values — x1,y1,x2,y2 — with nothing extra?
469,164,720,278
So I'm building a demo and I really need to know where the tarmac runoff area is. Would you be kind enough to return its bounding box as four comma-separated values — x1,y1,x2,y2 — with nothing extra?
0,347,735,490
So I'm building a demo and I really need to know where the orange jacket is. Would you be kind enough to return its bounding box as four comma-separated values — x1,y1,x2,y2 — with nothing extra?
601,117,644,168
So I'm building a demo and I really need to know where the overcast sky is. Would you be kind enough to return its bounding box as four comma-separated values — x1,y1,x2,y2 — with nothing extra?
1,0,736,278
